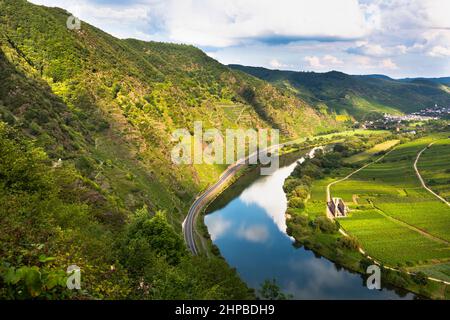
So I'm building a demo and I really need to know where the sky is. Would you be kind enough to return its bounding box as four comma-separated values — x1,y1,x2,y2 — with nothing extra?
29,0,450,78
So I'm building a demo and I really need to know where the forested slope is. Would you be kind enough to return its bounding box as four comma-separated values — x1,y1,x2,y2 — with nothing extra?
0,0,336,299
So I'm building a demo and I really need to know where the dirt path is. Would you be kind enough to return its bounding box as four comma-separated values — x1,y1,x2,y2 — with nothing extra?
326,148,396,205
370,201,450,245
414,142,450,208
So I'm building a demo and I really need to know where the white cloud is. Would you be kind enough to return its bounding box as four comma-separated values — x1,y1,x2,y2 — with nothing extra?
161,0,369,47
353,56,398,70
428,46,450,57
269,59,288,69
348,43,386,57
323,55,343,65
236,225,269,243
304,56,324,69
205,215,232,241
348,43,410,57
304,55,343,69
32,0,370,47
380,58,398,70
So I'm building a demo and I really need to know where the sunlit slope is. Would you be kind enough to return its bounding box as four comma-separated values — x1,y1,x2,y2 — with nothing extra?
0,0,336,223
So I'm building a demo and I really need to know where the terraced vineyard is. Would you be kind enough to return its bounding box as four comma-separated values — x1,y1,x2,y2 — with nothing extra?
332,134,450,281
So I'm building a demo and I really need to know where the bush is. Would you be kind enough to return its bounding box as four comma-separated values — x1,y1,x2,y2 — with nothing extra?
292,185,309,199
292,214,308,226
288,197,305,209
283,178,301,194
336,236,359,251
412,272,428,286
312,216,338,233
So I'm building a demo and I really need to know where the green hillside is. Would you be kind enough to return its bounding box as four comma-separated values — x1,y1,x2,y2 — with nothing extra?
229,65,450,120
0,0,338,299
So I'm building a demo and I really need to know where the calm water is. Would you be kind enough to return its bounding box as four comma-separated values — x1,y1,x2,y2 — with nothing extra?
204,153,416,299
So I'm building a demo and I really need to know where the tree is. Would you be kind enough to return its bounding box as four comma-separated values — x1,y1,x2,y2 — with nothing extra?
412,272,428,286
258,279,291,300
288,197,305,209
292,185,309,199
123,208,186,269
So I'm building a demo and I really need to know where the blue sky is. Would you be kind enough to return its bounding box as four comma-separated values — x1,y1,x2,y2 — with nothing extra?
30,0,450,78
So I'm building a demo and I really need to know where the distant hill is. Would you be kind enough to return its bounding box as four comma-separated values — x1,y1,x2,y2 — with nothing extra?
362,74,393,81
399,77,450,86
229,65,450,120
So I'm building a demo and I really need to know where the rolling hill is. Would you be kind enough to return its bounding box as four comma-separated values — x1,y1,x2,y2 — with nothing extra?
229,65,450,120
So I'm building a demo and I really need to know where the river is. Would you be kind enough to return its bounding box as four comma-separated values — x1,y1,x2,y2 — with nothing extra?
204,150,416,299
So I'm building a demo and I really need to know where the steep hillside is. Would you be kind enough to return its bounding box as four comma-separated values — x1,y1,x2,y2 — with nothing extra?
0,0,334,221
229,65,450,120
0,0,335,299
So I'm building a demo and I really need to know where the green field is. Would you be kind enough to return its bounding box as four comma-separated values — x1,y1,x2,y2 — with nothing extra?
306,133,450,280
417,138,450,202
344,139,400,164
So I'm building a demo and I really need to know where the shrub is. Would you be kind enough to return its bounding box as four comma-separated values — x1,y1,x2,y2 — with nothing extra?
288,197,305,209
292,185,309,199
312,216,338,233
336,236,359,251
412,272,428,286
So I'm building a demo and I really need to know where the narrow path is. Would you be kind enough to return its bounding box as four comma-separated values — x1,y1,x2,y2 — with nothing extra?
370,201,449,245
326,148,395,205
414,142,450,207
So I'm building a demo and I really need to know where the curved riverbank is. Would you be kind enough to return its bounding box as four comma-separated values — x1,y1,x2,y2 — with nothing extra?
183,129,389,255
204,148,415,299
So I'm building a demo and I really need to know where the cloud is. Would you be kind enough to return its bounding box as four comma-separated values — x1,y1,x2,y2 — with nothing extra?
269,59,288,69
161,0,370,47
323,55,344,65
205,215,232,241
347,42,409,57
32,0,370,47
304,56,324,69
347,43,386,57
428,46,450,57
380,58,398,70
236,225,269,243
304,55,343,69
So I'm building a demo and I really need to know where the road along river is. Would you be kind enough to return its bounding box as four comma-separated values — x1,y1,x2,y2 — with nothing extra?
204,149,417,299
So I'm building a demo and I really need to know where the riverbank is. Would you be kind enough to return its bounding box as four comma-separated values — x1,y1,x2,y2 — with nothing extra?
201,140,417,299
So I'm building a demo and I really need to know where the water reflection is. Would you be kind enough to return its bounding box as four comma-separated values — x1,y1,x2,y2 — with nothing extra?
204,153,416,300
239,161,298,234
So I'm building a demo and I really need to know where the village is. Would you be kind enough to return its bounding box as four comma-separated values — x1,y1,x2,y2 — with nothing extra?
360,105,450,131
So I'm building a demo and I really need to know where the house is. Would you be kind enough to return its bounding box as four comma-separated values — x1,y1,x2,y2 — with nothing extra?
327,197,349,217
